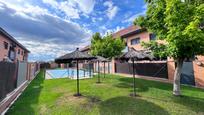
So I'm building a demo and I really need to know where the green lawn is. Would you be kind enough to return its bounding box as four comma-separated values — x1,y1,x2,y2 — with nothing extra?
7,70,204,115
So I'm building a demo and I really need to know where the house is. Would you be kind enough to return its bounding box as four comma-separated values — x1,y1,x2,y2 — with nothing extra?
0,27,29,62
80,45,91,54
112,25,159,51
80,25,204,88
82,25,157,53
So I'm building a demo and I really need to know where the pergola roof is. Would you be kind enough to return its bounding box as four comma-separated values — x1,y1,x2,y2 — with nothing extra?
55,48,95,63
120,48,154,60
93,56,109,62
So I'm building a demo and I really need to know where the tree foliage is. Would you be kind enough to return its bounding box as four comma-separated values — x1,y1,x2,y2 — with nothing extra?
135,0,204,96
91,33,125,58
141,41,167,60
134,0,204,60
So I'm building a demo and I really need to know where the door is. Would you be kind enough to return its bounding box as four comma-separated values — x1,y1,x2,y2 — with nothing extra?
180,62,195,86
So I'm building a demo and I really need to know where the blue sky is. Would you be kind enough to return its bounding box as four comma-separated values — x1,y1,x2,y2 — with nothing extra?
0,0,146,61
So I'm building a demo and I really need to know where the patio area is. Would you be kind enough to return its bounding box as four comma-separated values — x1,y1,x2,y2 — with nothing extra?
7,70,204,115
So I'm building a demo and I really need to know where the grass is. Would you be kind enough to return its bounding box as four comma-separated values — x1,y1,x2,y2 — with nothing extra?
7,70,204,115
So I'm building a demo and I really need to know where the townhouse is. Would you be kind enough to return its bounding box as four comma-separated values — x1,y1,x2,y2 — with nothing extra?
0,27,29,62
80,25,204,88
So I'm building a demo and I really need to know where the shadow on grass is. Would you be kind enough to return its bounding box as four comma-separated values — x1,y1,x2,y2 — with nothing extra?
99,96,169,115
171,95,204,114
7,70,45,115
115,77,204,114
115,77,172,92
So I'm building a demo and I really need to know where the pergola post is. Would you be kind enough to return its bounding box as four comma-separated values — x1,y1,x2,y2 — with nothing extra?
119,47,153,97
108,61,110,73
104,61,105,78
132,59,136,96
84,69,85,78
67,63,69,77
76,60,81,96
97,60,100,83
44,65,46,79
89,62,91,77
55,48,95,97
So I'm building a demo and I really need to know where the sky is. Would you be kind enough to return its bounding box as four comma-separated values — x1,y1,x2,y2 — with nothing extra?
0,0,146,62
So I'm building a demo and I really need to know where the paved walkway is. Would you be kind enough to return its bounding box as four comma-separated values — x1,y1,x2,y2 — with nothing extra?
114,73,172,84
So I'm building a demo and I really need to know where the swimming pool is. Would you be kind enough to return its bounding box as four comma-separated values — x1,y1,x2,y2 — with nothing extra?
45,68,93,79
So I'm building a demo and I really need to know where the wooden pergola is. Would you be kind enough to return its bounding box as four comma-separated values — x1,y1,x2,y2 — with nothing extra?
55,48,96,96
120,48,153,97
93,56,109,83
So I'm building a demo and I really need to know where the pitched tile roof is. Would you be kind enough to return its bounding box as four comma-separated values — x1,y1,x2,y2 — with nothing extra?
80,45,90,52
112,25,146,38
0,27,30,52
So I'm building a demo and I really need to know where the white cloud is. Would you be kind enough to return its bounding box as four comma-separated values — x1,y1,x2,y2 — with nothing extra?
92,17,96,22
98,17,103,21
123,10,146,23
0,1,92,61
17,38,78,61
123,4,147,23
106,26,124,34
91,17,103,22
43,0,80,19
42,0,58,8
42,0,95,19
100,26,124,36
74,0,95,14
103,1,119,20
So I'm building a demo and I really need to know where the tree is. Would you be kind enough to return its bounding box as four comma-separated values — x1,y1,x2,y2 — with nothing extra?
141,41,168,60
91,32,103,56
134,0,204,96
91,33,125,58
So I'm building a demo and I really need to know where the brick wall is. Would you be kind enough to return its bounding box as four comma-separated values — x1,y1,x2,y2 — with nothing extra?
193,56,204,87
0,35,10,61
167,58,175,82
126,31,150,50
0,34,28,62
167,56,204,88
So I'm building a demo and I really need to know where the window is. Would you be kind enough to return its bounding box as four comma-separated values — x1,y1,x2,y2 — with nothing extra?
18,49,20,54
131,38,140,45
4,42,8,49
21,51,24,55
150,34,156,41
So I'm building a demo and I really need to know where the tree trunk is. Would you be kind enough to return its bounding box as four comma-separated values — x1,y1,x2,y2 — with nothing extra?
173,58,184,96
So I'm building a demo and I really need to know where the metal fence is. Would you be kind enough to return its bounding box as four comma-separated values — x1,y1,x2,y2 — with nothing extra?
94,62,112,74
83,63,94,70
17,62,27,87
115,62,168,79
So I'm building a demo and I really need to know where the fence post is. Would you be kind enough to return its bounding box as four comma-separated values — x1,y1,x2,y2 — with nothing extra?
14,61,19,88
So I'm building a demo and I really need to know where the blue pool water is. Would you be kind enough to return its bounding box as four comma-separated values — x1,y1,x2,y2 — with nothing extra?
45,68,93,79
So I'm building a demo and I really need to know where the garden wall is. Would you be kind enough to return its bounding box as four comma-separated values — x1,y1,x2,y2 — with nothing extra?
167,56,204,88
115,61,168,79
0,61,40,114
0,62,17,101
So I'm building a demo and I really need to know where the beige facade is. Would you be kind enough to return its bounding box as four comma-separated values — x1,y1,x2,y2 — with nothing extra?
125,31,151,50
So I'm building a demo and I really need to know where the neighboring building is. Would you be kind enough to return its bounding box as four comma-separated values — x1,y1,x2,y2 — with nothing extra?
80,25,204,88
112,25,157,51
0,27,29,62
81,25,156,53
80,45,91,54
